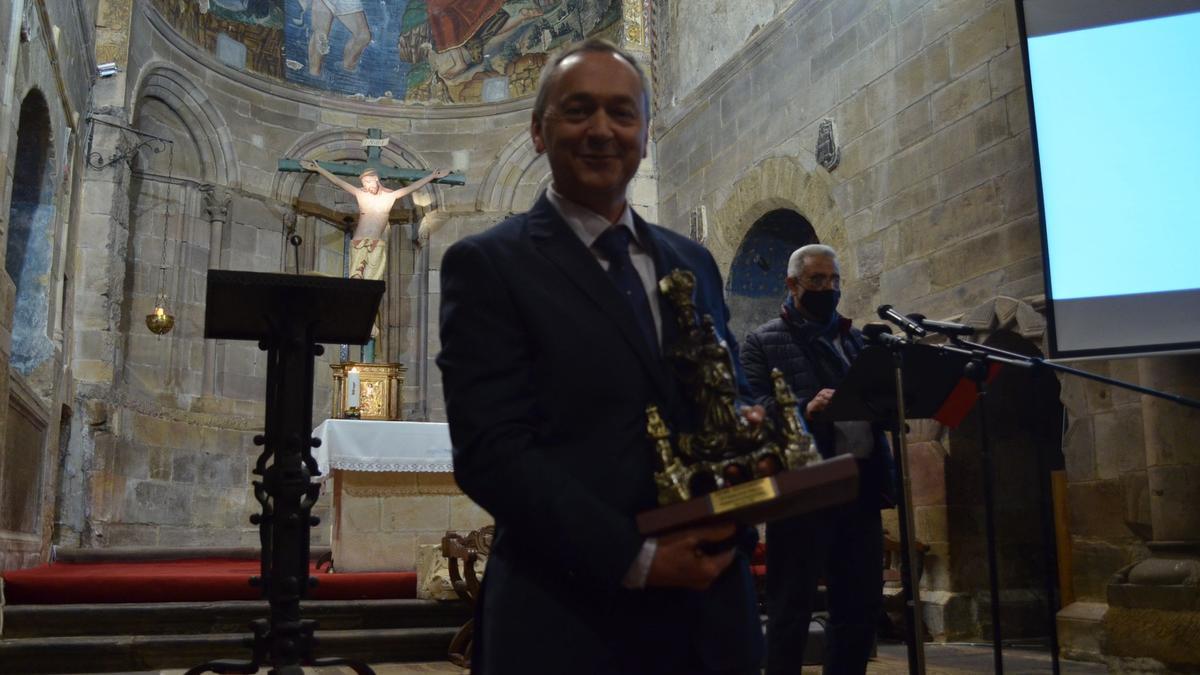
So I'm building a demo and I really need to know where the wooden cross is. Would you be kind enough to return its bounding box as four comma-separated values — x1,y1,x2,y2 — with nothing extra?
277,128,465,186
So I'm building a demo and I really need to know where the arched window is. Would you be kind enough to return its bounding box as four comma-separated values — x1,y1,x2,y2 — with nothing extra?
726,209,817,342
5,89,56,374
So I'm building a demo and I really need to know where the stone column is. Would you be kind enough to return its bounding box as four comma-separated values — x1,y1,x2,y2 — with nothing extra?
71,0,137,538
1103,354,1200,670
620,0,659,223
201,185,230,398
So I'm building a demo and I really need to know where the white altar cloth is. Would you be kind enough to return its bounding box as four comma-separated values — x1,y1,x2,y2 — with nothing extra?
310,419,486,574
313,419,453,478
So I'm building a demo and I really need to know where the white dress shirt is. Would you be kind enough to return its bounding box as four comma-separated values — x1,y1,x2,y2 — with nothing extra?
544,185,663,347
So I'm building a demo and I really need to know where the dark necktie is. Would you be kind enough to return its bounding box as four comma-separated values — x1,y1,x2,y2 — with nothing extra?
593,226,659,355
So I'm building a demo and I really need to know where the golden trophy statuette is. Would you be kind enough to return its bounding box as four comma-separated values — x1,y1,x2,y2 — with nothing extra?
635,269,857,536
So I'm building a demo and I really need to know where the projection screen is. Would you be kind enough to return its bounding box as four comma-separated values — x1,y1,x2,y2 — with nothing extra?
1017,0,1200,359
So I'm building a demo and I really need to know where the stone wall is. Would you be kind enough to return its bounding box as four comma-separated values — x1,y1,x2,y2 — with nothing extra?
654,0,793,105
0,0,96,571
655,0,1040,323
1054,355,1200,669
1060,357,1151,601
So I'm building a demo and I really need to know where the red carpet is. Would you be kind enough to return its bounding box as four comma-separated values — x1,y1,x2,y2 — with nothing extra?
1,559,417,605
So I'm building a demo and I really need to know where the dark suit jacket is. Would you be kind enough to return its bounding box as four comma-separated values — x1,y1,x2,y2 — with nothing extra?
437,195,762,674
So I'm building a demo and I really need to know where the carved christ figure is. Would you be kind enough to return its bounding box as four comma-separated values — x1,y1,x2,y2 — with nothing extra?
300,160,449,281
300,160,449,339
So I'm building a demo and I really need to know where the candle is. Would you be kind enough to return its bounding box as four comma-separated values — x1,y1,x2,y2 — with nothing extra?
346,368,360,412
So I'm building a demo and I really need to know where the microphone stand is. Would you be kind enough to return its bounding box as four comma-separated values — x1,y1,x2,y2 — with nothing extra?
920,333,1200,675
963,349,1005,675
948,338,1200,411
868,327,927,675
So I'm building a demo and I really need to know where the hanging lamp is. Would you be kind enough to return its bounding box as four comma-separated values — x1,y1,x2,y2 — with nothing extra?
146,145,176,335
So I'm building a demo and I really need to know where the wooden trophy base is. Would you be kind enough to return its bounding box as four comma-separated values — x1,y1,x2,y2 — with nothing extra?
636,455,860,536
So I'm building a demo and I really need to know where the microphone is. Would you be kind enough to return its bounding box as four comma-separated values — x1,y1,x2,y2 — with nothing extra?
876,305,926,337
862,322,905,347
907,313,975,337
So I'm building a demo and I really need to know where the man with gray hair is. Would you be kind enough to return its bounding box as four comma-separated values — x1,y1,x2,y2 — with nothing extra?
741,244,897,674
438,38,762,674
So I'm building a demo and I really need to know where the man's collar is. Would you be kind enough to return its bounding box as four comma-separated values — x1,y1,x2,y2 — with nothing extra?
546,184,636,248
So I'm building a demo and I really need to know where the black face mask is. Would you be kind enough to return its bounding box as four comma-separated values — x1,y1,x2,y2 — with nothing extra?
800,289,840,322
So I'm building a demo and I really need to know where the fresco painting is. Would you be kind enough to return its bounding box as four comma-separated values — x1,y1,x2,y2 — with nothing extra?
152,0,621,104
283,0,411,98
397,0,621,103
202,0,284,28
152,0,285,77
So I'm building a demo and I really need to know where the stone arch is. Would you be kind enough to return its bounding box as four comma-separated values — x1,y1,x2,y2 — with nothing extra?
272,129,444,365
272,129,442,210
725,209,818,342
709,156,844,280
270,128,444,276
6,87,57,376
131,62,238,186
119,65,240,398
475,130,550,213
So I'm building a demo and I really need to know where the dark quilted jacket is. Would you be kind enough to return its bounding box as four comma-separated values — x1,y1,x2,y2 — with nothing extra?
740,306,897,506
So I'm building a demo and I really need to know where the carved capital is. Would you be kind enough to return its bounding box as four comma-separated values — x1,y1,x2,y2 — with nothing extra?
200,184,231,223
282,208,298,234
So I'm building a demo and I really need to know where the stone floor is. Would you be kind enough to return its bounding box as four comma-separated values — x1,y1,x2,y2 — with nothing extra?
144,642,1106,674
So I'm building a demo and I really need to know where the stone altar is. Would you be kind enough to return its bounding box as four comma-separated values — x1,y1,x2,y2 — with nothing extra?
312,419,491,573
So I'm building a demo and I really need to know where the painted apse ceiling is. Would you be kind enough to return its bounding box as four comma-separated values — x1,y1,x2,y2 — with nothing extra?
154,0,622,103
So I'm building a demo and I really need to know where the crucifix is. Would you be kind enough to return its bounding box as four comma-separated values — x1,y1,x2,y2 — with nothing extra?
278,129,466,185
278,128,463,362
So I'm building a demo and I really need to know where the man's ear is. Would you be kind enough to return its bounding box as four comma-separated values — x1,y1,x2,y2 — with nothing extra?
785,276,801,297
531,113,546,154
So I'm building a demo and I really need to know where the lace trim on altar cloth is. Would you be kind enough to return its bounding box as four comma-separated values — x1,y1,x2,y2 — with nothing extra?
328,460,455,473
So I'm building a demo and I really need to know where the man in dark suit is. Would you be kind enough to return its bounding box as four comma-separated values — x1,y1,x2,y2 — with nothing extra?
437,39,762,674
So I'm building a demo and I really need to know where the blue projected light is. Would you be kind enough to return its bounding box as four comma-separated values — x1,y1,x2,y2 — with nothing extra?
1028,11,1200,301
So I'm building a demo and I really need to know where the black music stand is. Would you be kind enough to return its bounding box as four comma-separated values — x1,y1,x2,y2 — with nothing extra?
189,271,384,675
825,342,971,675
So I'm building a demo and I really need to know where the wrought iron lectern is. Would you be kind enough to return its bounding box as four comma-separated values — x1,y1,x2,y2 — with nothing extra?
190,270,384,675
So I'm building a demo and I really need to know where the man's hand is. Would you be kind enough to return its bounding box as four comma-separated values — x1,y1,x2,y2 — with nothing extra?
429,168,452,179
645,522,738,590
806,388,836,418
299,159,319,171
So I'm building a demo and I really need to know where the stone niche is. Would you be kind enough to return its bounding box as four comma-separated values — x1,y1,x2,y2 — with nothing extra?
883,300,1064,643
725,208,817,343
2,82,61,569
1,387,48,535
